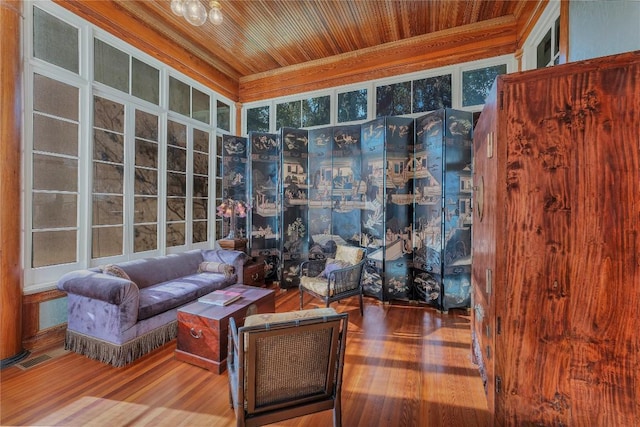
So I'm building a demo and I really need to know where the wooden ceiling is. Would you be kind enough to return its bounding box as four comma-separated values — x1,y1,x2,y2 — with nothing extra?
56,0,546,102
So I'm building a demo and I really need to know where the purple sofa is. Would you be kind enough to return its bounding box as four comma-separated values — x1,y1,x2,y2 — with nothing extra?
57,249,247,367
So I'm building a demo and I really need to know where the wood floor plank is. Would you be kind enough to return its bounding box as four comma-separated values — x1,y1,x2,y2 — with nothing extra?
0,287,490,427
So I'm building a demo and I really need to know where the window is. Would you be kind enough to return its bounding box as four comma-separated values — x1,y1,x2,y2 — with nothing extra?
25,3,233,290
246,105,270,133
302,95,330,127
537,17,561,68
376,82,411,116
337,89,367,123
413,74,452,113
276,100,302,129
462,64,507,107
31,74,79,267
33,7,78,73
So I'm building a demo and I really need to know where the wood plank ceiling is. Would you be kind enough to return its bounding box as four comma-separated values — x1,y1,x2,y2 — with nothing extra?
55,0,546,102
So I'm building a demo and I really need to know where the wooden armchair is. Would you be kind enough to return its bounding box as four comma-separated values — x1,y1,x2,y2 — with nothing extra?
227,308,349,427
299,245,366,315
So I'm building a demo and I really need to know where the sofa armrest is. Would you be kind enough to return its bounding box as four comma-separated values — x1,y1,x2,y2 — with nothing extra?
202,249,248,283
57,270,139,305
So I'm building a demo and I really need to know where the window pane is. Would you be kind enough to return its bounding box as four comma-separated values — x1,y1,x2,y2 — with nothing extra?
376,82,411,117
413,74,452,112
92,195,123,226
33,114,78,156
135,139,158,168
33,154,77,192
167,222,185,247
132,57,159,104
93,163,123,194
193,176,208,198
134,224,157,253
276,101,301,129
134,168,158,196
193,221,207,243
94,38,130,93
33,230,77,267
33,7,78,73
34,74,78,120
167,146,187,172
193,152,209,175
92,226,123,258
94,130,124,163
167,198,186,221
247,106,270,132
168,120,187,148
167,172,186,197
462,64,507,107
537,29,553,68
134,196,157,223
217,101,230,131
169,77,190,116
135,110,158,141
193,198,208,220
338,89,367,123
193,129,209,153
94,96,124,132
32,193,77,229
192,88,210,124
302,95,330,127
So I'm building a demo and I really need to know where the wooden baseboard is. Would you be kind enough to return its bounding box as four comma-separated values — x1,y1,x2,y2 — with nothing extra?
22,324,66,352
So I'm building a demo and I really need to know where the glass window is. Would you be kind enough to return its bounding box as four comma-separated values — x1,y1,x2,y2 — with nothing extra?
192,88,210,124
31,75,79,268
94,39,130,93
276,101,301,129
302,95,330,127
133,109,159,253
217,101,230,131
338,89,367,123
169,76,190,116
537,29,552,69
413,74,452,113
462,64,507,107
132,57,159,104
33,7,78,73
376,82,411,117
192,129,210,244
246,106,269,132
166,120,187,248
92,96,125,258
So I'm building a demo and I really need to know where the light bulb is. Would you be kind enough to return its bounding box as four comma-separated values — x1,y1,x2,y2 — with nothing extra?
183,0,207,26
170,0,184,16
209,1,223,25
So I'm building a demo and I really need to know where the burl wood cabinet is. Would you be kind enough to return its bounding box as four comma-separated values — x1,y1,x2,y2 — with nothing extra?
471,51,639,426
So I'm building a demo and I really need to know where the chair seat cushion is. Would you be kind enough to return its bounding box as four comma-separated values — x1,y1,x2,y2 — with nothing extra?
299,276,333,296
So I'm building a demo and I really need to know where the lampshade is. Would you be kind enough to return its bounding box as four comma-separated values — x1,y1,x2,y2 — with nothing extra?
209,1,223,25
183,0,207,26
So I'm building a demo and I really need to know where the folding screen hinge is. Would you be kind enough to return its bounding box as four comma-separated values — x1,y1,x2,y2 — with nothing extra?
496,376,502,393
485,268,492,295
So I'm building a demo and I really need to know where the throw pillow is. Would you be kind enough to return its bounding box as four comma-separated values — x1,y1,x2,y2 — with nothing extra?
320,259,351,278
334,245,364,265
198,261,235,278
101,264,131,281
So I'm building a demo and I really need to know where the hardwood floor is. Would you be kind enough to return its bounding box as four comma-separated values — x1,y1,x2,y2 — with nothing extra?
0,287,490,427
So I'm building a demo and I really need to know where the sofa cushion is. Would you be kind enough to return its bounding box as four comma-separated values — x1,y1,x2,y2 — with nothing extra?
334,245,364,265
117,250,204,289
137,272,234,320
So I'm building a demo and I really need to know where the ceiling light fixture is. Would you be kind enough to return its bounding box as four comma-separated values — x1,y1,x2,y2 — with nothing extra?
170,0,223,27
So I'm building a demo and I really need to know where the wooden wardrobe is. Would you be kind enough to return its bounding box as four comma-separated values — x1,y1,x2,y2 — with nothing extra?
471,50,639,426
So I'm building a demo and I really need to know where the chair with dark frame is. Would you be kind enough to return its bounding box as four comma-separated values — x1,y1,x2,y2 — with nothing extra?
298,245,366,316
227,308,349,427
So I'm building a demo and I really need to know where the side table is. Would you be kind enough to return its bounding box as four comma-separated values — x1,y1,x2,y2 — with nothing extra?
243,256,266,287
174,284,275,373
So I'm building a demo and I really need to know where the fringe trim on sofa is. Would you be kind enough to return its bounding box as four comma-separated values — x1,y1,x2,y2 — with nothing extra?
64,321,178,367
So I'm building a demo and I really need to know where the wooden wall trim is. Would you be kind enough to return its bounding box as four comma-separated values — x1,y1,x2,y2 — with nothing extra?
238,16,518,103
559,0,570,65
53,0,239,101
22,290,68,352
0,0,25,362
